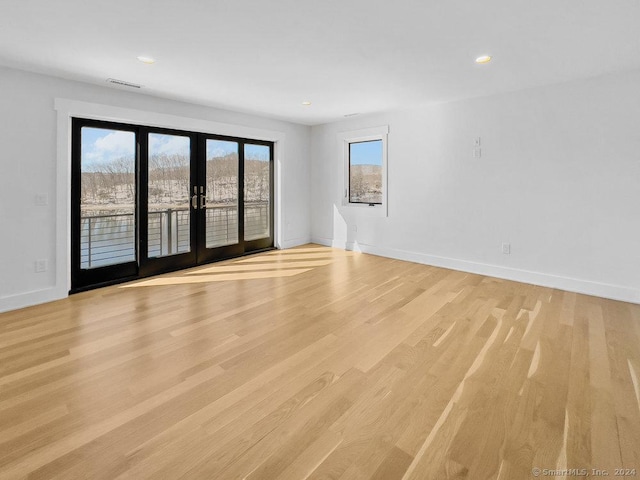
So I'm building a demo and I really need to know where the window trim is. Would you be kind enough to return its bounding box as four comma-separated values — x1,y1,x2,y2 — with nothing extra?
339,125,389,216
55,98,285,297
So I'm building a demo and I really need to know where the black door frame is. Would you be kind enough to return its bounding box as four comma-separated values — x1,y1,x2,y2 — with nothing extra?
71,118,140,290
138,126,199,278
70,118,275,293
196,134,275,264
242,139,276,253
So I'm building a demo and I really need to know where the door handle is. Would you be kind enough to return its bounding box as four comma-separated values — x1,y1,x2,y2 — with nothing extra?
191,194,198,209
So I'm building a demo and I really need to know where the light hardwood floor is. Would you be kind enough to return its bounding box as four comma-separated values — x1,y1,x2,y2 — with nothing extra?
1,245,639,479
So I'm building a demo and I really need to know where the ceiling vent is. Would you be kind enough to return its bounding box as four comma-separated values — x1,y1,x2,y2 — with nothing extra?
106,78,143,89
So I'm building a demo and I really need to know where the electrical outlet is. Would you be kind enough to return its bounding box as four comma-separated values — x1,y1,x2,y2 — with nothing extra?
502,243,511,255
473,147,482,159
34,259,48,273
35,193,49,206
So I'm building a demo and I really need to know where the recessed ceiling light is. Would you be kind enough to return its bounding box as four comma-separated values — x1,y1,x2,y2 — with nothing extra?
301,101,312,106
137,56,156,64
475,55,492,64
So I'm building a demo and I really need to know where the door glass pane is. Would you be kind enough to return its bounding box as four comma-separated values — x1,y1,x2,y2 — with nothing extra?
80,127,136,269
148,133,191,258
244,144,270,241
206,140,239,248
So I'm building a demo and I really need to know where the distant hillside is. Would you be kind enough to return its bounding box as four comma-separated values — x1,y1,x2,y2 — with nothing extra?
81,153,270,214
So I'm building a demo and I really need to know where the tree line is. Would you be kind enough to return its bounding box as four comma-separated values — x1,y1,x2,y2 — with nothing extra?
81,153,270,208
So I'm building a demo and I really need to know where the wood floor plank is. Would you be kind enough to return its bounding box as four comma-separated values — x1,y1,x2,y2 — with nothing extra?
0,245,638,479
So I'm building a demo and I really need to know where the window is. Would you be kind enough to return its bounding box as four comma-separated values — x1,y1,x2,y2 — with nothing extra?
349,139,383,204
340,126,388,215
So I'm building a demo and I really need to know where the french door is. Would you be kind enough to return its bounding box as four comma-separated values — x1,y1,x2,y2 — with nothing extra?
71,118,274,292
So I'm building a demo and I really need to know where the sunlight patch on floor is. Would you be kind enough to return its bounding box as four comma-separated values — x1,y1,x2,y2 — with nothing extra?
121,268,312,287
118,246,353,288
237,252,354,263
264,247,336,255
186,260,333,274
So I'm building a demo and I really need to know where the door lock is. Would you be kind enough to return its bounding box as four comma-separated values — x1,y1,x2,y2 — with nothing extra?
199,186,206,209
191,186,207,209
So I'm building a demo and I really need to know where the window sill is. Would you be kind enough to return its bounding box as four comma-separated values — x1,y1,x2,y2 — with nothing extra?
340,201,388,217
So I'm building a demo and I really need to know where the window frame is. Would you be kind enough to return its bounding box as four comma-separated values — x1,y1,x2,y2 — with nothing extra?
348,139,384,205
340,125,389,216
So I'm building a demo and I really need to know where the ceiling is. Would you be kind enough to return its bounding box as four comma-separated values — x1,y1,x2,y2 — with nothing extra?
1,0,639,125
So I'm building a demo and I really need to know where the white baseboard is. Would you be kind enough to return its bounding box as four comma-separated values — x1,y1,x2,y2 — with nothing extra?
311,237,640,305
310,236,349,250
279,237,312,249
4,239,636,313
0,286,68,314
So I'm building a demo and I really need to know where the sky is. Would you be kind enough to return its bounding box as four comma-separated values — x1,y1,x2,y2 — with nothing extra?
350,140,382,166
149,133,189,157
207,139,237,159
207,140,270,161
245,144,270,161
81,128,270,169
81,127,135,170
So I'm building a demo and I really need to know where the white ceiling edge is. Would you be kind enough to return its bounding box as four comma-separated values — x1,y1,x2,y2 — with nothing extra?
7,58,640,130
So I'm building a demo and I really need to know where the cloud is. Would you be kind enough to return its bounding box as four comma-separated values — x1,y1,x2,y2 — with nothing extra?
83,129,135,167
149,134,190,156
207,140,238,160
82,130,192,170
95,131,135,155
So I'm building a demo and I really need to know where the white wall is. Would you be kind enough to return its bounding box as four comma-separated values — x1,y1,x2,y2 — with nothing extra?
311,70,640,304
0,66,311,312
3,65,638,312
